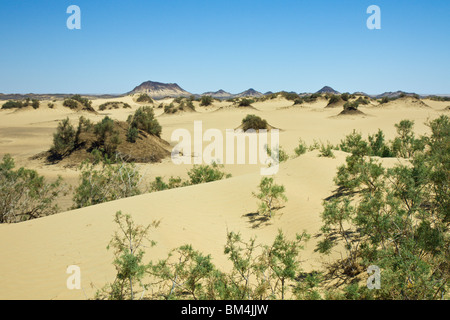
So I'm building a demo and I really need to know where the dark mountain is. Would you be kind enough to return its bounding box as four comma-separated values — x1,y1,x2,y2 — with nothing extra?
201,89,234,100
316,86,340,95
128,81,192,99
234,88,264,98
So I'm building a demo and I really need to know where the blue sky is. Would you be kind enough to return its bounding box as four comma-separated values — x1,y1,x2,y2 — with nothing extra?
0,0,449,95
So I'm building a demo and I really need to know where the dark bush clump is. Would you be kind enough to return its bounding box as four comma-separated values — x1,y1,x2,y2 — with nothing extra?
200,95,213,106
238,98,254,107
241,114,268,131
136,94,154,103
2,100,25,109
127,106,162,137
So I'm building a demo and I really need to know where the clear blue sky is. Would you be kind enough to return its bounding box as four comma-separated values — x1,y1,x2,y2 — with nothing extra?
0,0,449,95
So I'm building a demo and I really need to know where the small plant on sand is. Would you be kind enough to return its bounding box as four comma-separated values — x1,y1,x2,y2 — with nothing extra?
149,176,184,192
294,139,308,156
187,162,231,185
253,177,287,218
95,211,159,300
318,142,335,158
266,145,289,163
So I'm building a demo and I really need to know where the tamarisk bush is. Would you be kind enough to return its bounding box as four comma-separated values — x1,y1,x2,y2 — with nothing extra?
253,177,288,218
0,154,65,223
95,211,159,300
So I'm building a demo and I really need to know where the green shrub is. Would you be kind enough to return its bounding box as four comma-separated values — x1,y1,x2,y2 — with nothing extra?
187,163,231,185
355,97,369,105
318,117,450,299
126,126,139,143
241,114,268,131
95,211,159,300
252,177,287,217
128,106,162,137
343,101,359,111
149,176,184,192
31,99,40,109
2,100,24,109
238,98,254,107
266,145,289,163
0,154,65,223
380,96,390,104
72,158,143,209
63,99,79,109
368,129,394,157
136,93,153,103
163,103,176,114
51,118,76,158
318,142,335,158
340,93,350,101
293,98,304,105
68,95,93,109
280,91,300,101
94,116,121,157
328,95,340,105
200,95,213,106
294,139,308,156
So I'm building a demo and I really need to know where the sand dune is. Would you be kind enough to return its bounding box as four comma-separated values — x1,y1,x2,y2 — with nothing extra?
0,96,446,299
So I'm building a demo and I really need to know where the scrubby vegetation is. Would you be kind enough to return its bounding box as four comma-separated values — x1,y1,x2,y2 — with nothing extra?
136,93,153,103
200,95,214,106
294,139,308,156
98,210,310,300
343,101,360,111
253,177,288,218
238,98,254,107
266,145,289,163
0,154,66,223
127,106,162,138
148,163,231,192
241,114,268,131
50,107,164,162
294,93,321,105
1,98,40,109
98,102,131,111
51,117,77,159
63,95,95,112
163,99,195,114
72,157,144,209
317,115,450,299
91,115,449,300
429,95,450,102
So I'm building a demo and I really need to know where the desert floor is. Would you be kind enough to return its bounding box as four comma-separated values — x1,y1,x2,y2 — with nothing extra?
0,95,448,299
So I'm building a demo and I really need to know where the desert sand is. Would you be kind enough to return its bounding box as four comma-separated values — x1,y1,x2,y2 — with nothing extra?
0,95,447,299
